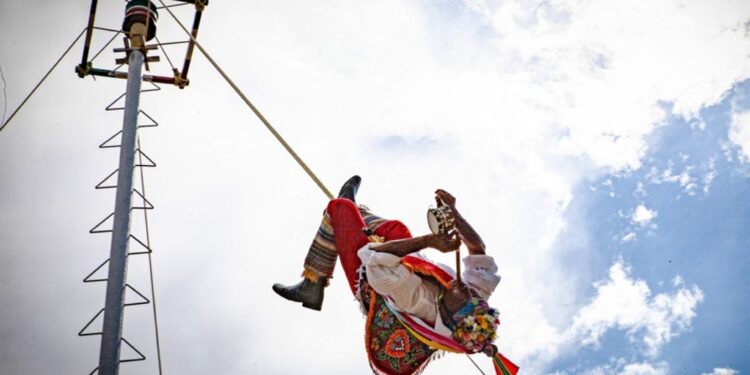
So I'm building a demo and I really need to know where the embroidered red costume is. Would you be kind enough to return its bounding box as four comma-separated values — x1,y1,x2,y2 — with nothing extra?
273,179,518,375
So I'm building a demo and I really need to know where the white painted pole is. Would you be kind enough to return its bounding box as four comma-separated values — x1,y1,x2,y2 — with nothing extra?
98,47,144,375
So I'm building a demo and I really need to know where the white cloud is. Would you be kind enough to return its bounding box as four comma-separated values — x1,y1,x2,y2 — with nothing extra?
672,276,684,288
551,358,669,375
703,157,719,194
621,232,637,243
701,368,740,375
632,204,657,227
646,156,718,196
634,182,647,197
463,0,750,172
647,163,699,196
565,261,704,357
730,110,750,162
618,362,669,375
0,0,747,374
579,358,669,375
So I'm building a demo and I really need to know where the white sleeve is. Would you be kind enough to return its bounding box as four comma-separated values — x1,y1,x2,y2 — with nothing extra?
357,244,422,297
462,254,501,299
357,244,438,321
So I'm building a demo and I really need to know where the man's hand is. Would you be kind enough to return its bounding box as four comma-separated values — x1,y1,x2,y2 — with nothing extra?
428,232,461,253
434,188,486,255
435,189,456,209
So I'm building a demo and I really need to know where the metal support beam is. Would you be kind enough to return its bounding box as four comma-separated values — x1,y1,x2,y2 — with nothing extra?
98,48,144,375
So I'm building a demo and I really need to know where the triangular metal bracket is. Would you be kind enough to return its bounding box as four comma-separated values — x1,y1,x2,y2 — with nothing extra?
134,149,156,167
95,169,119,189
105,92,127,112
120,338,147,363
90,213,114,234
81,235,154,283
137,110,159,128
132,188,154,210
83,259,109,283
86,338,147,374
78,308,104,337
128,234,153,255
124,284,150,306
141,80,161,94
98,114,157,150
100,131,122,149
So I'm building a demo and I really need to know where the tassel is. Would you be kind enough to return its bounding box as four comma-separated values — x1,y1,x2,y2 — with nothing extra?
301,268,329,285
492,352,519,375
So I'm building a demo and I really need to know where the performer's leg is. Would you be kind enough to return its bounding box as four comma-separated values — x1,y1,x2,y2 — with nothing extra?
358,205,388,232
329,200,415,295
276,199,373,300
299,175,365,281
359,204,413,241
273,176,418,309
326,199,370,295
272,211,336,311
272,176,362,311
301,212,337,282
373,219,413,241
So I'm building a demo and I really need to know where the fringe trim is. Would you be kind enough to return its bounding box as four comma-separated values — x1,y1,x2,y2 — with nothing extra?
410,359,432,375
365,289,384,375
355,264,368,314
301,268,330,286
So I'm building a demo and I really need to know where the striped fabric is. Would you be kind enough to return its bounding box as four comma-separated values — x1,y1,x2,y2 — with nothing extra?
302,205,386,279
125,5,158,21
302,214,337,279
493,353,520,375
360,205,388,230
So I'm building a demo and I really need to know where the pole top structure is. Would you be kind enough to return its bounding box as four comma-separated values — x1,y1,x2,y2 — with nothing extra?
123,0,159,49
75,0,208,88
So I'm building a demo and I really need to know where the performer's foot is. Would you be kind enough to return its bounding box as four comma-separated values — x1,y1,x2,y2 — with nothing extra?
272,277,327,311
338,175,361,202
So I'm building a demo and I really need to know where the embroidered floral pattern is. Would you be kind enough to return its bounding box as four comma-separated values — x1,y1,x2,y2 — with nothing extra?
384,329,410,358
376,305,395,328
365,287,435,375
370,337,381,352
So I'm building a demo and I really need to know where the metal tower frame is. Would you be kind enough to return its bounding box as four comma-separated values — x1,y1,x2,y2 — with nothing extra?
75,1,208,374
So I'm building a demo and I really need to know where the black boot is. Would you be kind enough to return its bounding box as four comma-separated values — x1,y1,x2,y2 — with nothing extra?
338,175,361,202
272,277,327,311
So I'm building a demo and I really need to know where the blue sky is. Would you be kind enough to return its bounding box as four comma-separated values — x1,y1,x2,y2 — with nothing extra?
548,79,750,374
1,1,749,374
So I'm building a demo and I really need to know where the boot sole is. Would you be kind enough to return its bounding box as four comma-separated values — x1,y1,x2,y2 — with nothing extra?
302,301,323,311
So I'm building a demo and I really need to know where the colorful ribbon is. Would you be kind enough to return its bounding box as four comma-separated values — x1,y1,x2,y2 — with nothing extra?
382,255,520,374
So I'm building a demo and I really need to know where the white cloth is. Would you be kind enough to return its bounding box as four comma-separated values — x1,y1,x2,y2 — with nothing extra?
358,243,501,335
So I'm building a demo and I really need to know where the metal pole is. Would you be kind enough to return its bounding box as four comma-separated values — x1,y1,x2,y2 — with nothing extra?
98,48,144,375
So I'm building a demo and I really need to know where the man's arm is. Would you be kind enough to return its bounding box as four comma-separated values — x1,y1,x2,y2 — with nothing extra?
435,189,486,255
371,232,461,257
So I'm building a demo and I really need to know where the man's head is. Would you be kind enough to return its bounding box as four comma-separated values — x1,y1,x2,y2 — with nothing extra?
440,281,500,354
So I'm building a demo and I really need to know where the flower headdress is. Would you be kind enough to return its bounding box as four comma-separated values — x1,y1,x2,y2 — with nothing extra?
448,297,500,354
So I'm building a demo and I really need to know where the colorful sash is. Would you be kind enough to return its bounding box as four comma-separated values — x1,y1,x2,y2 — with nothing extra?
363,254,519,375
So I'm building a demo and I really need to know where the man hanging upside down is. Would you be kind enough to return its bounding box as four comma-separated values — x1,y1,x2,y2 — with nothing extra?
273,176,515,375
